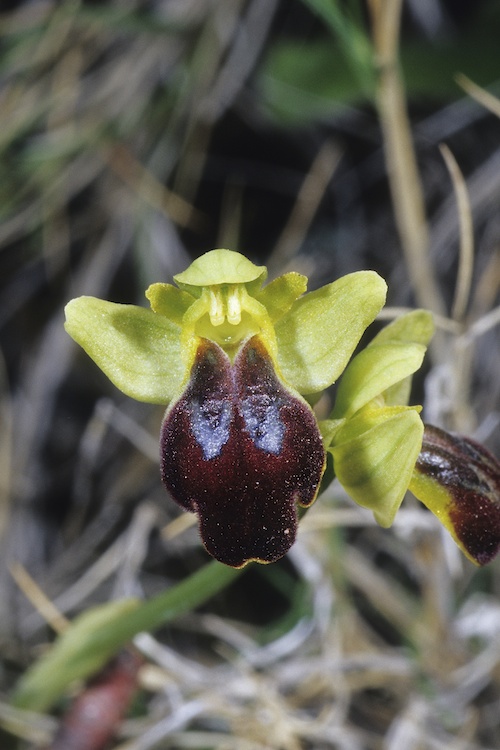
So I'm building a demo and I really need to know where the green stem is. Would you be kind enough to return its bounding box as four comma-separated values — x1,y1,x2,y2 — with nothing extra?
13,560,243,712
125,559,242,635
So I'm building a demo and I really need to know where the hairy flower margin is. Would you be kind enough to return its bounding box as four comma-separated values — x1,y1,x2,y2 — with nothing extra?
65,249,500,567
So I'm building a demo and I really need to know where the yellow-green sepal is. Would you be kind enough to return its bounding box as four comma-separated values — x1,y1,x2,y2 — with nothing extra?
173,249,267,296
274,271,387,394
372,309,434,347
64,297,185,404
329,404,424,527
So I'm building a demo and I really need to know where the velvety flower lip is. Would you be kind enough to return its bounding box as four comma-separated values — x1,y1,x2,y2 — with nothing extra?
411,424,500,565
160,335,326,568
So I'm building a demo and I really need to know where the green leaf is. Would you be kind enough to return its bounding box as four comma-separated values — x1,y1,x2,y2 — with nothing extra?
258,6,500,126
12,599,140,713
331,405,424,527
333,342,426,419
259,40,364,125
275,271,387,394
64,297,185,404
12,561,242,712
300,0,374,97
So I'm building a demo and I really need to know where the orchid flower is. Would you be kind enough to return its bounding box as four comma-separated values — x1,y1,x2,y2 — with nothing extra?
65,249,500,567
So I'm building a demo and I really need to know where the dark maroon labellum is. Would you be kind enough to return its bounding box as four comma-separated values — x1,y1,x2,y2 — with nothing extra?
160,335,325,567
416,424,500,565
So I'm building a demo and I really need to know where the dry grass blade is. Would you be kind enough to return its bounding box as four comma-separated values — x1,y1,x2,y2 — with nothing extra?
370,0,445,316
267,139,342,275
9,563,69,635
439,144,474,322
456,74,500,120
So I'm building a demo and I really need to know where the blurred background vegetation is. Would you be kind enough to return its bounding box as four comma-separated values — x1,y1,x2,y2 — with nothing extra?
1,0,500,748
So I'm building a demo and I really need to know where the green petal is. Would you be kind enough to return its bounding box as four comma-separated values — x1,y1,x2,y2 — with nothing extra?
255,272,308,322
275,271,387,394
333,342,426,418
145,283,194,324
174,249,267,295
64,297,185,404
331,405,424,527
410,424,500,565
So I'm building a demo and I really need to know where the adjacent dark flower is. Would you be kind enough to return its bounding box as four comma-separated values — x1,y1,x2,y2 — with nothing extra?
410,424,500,565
